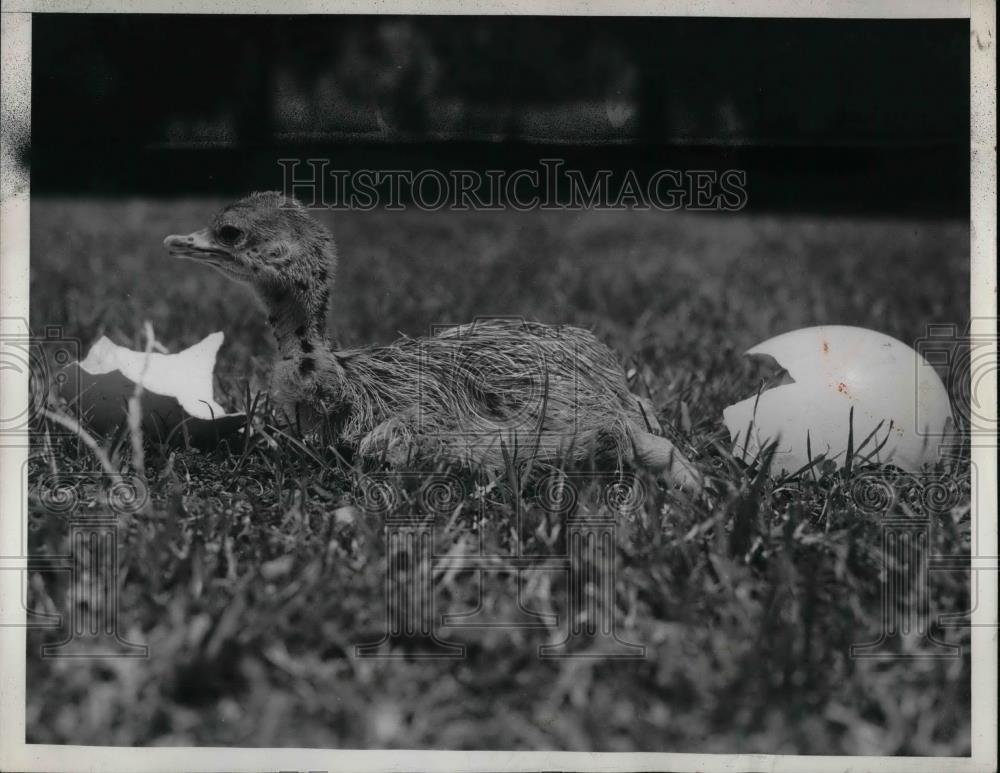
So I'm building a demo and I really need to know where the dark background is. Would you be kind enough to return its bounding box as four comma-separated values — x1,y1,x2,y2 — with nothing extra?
29,15,968,215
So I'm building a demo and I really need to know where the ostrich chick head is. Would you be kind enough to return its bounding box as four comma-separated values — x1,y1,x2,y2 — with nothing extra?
164,192,336,334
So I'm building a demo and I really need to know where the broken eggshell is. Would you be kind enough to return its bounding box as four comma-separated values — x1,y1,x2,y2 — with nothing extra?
722,326,954,475
60,331,245,446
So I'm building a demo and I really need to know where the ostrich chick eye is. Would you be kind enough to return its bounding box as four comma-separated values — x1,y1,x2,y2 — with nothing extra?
217,225,243,245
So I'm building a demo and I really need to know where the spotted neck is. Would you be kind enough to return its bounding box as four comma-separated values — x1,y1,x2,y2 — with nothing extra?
263,288,332,360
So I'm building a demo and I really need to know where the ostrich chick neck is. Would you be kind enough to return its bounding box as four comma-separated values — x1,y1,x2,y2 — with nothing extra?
262,283,332,363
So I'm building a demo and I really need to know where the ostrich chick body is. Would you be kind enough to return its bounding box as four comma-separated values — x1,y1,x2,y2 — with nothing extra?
164,192,702,492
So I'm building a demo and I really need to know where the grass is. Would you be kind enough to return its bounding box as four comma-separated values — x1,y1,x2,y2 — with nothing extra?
25,197,971,753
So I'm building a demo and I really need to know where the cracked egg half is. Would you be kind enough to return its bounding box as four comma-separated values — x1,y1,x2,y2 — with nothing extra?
723,325,955,474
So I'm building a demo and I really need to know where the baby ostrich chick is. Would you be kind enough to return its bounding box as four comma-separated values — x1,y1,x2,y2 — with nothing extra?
164,192,702,493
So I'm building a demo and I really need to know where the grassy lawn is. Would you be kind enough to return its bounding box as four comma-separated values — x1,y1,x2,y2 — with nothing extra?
26,197,971,753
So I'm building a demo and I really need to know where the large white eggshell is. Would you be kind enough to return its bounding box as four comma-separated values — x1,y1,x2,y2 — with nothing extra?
722,326,954,474
60,332,244,445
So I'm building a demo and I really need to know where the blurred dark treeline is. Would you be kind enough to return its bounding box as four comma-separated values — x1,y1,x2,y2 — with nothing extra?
30,14,969,214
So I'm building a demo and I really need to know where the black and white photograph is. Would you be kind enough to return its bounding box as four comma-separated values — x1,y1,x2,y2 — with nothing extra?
0,1,996,771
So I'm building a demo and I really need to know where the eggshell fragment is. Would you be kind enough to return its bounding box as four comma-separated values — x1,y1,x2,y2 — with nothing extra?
723,326,954,474
60,332,245,445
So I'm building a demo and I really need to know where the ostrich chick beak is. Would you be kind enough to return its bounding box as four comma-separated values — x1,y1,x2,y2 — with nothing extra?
163,229,231,263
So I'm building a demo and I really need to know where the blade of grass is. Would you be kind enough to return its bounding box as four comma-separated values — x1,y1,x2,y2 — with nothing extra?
844,406,855,481
42,408,116,477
